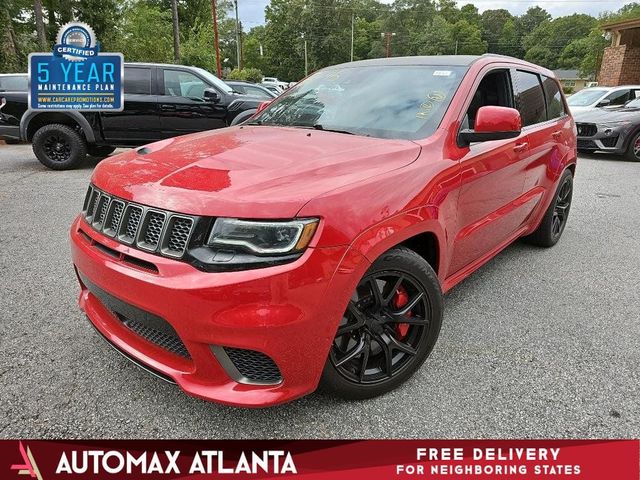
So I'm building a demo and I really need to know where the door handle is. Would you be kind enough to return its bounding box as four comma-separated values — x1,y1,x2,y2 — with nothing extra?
513,142,528,153
160,104,176,111
552,131,562,139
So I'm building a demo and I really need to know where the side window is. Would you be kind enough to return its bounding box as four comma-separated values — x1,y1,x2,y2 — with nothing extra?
123,67,151,95
514,70,546,127
163,70,208,98
463,70,514,130
232,85,246,94
542,76,565,120
605,89,631,106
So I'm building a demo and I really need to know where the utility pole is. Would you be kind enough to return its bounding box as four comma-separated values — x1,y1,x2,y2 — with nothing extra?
302,33,308,76
350,13,354,62
234,0,242,69
454,39,458,55
170,0,180,63
210,0,222,77
381,32,396,58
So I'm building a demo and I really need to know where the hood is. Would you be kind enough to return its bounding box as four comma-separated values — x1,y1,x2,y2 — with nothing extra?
573,107,640,123
92,126,421,218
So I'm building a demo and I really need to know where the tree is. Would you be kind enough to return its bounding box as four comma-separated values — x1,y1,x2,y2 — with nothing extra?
34,0,47,50
523,14,596,70
480,9,513,54
451,19,486,54
170,0,180,62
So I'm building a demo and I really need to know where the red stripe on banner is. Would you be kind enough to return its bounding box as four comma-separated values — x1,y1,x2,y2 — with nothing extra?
1,440,638,480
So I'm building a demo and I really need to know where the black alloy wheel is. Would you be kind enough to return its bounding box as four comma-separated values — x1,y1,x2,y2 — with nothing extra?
331,272,430,384
551,175,572,238
320,246,443,399
43,133,72,163
524,168,573,248
32,123,87,170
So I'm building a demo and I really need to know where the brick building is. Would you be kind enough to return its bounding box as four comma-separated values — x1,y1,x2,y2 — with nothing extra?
598,17,640,86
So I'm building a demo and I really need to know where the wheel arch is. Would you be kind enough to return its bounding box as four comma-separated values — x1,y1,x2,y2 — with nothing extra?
21,111,96,143
348,208,446,279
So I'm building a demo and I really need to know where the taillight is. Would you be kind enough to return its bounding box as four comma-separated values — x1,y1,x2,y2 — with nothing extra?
255,101,270,115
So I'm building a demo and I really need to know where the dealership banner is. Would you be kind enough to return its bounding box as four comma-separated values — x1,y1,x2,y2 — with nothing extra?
4,440,639,479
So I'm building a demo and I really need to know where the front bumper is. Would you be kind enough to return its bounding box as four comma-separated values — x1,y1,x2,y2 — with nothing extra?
576,123,630,154
0,125,20,141
70,216,362,407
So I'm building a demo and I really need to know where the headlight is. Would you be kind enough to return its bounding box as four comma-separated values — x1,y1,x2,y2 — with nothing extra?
207,218,319,255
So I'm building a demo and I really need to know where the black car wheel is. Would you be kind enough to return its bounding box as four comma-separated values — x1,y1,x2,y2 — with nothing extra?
524,168,573,247
87,145,116,158
32,124,87,170
625,131,640,162
320,246,443,399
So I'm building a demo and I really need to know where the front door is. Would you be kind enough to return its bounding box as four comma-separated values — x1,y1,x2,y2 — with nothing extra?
448,68,531,276
158,68,228,137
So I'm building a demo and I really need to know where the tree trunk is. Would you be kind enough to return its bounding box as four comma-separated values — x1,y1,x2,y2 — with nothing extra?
33,0,47,50
170,0,180,63
1,5,20,71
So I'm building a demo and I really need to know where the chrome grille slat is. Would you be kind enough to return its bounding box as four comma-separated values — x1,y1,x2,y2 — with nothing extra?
81,185,195,260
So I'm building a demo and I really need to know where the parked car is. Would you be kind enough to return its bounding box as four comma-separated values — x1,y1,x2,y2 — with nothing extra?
0,73,28,92
261,83,284,95
71,55,576,407
0,63,264,169
225,80,276,100
262,76,289,91
574,97,640,161
567,85,640,114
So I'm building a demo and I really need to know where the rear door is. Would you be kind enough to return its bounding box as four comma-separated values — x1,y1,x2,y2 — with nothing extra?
513,70,572,211
157,67,228,137
100,65,161,144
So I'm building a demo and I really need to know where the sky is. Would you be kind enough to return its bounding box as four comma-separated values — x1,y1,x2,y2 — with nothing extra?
237,0,631,30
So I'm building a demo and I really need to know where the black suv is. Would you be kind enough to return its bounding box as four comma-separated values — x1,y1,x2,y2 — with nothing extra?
0,63,264,170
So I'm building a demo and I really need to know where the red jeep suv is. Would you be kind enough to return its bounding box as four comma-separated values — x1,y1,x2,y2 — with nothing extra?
71,55,577,407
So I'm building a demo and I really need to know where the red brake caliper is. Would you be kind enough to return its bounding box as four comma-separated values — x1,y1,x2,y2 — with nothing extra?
392,285,411,338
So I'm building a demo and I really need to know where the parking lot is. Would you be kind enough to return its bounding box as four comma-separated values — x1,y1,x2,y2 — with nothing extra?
0,144,638,439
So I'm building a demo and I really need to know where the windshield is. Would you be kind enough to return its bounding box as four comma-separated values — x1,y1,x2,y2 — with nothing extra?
0,75,28,92
567,88,608,106
192,67,233,94
251,65,467,140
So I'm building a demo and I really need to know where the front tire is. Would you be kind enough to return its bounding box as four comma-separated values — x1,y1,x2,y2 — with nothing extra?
32,124,87,170
320,246,443,400
625,131,640,162
230,110,256,126
524,169,573,247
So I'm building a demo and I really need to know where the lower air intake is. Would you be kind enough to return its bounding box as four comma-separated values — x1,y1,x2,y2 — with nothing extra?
222,347,282,384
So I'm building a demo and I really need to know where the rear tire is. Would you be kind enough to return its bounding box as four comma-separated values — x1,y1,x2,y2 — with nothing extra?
524,169,573,248
624,131,640,162
320,246,443,400
32,123,87,170
87,145,116,158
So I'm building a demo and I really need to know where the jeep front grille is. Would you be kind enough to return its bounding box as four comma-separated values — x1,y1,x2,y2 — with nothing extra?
82,185,196,259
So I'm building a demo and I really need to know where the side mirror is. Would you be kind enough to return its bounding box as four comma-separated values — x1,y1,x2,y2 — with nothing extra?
204,88,220,103
597,98,611,107
458,106,522,147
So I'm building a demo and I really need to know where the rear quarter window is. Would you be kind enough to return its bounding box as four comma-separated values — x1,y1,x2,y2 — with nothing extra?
514,70,547,126
124,67,152,95
542,76,565,120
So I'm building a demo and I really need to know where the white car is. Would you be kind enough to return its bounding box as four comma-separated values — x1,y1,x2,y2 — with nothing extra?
567,85,640,113
262,76,289,91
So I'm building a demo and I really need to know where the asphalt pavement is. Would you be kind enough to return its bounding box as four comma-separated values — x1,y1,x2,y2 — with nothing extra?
0,144,638,439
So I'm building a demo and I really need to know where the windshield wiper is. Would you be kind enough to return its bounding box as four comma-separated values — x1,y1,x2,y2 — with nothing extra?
312,124,358,135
